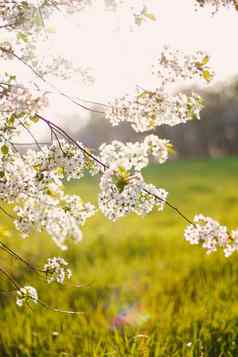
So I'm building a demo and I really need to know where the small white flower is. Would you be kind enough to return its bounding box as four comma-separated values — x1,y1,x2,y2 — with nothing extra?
184,215,238,256
43,257,72,284
16,286,38,306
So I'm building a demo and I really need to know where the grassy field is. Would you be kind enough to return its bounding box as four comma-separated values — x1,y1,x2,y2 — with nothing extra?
0,157,238,356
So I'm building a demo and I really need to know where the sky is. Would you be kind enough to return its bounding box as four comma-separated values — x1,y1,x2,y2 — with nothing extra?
8,0,238,141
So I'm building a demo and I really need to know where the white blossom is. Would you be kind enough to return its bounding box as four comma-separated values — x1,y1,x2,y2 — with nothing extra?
99,159,168,220
0,136,96,248
184,214,235,255
195,0,238,12
16,286,38,306
105,46,211,132
144,135,171,164
106,88,204,133
14,193,95,249
43,257,72,284
224,229,238,257
25,139,85,181
152,47,214,87
0,74,47,138
99,135,171,170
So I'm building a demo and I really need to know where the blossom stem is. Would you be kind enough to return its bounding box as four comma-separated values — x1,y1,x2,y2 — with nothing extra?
36,299,84,315
0,240,40,273
0,206,15,219
18,120,43,151
143,188,194,225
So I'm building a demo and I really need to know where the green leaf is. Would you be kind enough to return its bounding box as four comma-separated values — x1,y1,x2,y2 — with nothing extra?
8,75,16,82
30,115,39,123
33,12,43,27
167,143,176,155
115,177,128,193
202,55,209,65
17,32,29,43
134,15,143,26
7,114,15,127
202,69,213,82
46,26,56,33
1,145,9,156
56,167,65,177
137,91,147,99
143,11,157,22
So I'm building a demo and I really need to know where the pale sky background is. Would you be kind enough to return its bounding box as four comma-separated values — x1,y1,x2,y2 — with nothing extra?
9,0,238,141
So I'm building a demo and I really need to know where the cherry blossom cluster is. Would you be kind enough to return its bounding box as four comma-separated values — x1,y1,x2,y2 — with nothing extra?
43,257,72,284
0,73,47,140
0,0,46,32
98,146,168,222
14,193,95,249
195,0,238,11
99,162,168,221
0,81,46,117
152,47,214,87
14,173,95,248
105,46,211,132
16,286,38,306
106,89,204,132
0,151,37,202
99,135,171,168
184,214,238,256
98,135,170,220
0,138,96,248
25,139,85,181
0,0,73,32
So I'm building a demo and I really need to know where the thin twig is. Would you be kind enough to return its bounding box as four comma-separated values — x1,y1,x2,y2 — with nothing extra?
12,142,52,146
0,240,40,273
0,206,15,220
18,120,43,151
0,266,20,290
36,298,84,315
143,188,194,225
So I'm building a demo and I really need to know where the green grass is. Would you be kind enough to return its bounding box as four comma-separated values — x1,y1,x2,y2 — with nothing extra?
0,157,238,356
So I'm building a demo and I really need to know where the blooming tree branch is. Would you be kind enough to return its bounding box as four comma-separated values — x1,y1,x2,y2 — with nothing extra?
0,0,236,312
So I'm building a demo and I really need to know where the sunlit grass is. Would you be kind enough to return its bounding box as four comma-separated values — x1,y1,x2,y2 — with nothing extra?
0,157,237,356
